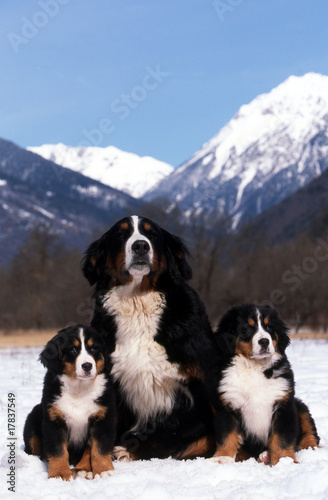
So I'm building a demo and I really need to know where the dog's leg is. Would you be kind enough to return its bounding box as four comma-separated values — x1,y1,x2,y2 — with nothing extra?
210,430,241,464
90,439,115,478
73,445,93,479
295,398,320,451
43,412,73,481
210,406,241,464
47,443,73,481
268,433,297,465
89,406,116,478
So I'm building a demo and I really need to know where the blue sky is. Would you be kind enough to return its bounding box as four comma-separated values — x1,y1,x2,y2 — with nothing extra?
1,0,328,167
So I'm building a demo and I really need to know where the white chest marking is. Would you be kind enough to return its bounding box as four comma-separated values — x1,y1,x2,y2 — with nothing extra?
103,289,187,425
55,374,107,445
219,355,289,444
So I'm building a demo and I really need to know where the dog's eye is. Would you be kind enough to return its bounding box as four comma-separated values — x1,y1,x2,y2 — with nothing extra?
70,346,78,355
89,345,99,353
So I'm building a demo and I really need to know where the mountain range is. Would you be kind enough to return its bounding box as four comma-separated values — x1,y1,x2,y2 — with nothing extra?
0,138,144,266
145,72,328,229
1,72,328,265
27,143,173,198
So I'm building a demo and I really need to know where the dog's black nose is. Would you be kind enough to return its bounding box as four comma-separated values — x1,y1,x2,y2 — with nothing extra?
82,362,93,373
132,240,150,256
258,338,269,348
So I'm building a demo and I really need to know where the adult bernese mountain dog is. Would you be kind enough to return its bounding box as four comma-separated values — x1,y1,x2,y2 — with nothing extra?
24,325,116,480
211,304,320,465
82,215,218,460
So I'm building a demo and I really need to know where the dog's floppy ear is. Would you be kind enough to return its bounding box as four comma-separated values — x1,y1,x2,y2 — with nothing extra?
82,234,107,286
215,306,241,357
39,328,71,373
259,304,290,354
270,307,290,354
162,229,192,281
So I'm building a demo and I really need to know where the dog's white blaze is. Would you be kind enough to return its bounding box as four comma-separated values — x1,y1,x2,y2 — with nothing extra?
219,354,289,444
125,215,153,272
251,309,275,358
75,328,97,379
55,374,107,445
103,288,188,425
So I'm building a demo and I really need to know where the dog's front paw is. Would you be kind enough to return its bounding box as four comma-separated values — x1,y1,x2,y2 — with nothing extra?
49,470,74,481
94,469,117,479
75,469,93,480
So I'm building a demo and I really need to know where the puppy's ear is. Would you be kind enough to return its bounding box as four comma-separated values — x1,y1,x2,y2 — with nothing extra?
82,235,107,286
274,311,290,354
39,329,70,373
215,306,242,357
162,229,192,281
261,305,290,354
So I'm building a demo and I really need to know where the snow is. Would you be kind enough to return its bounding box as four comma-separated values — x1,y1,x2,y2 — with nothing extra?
0,339,327,499
27,144,174,198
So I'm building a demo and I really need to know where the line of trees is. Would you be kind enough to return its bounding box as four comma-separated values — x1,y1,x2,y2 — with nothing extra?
0,216,328,332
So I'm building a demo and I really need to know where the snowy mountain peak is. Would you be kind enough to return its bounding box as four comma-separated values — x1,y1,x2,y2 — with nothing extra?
27,143,174,198
146,72,328,229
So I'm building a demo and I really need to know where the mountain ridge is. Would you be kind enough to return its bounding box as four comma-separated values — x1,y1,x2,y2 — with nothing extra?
145,72,328,228
27,143,173,198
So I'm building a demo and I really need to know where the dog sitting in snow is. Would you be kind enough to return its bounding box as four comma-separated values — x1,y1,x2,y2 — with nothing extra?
211,304,319,465
24,325,116,480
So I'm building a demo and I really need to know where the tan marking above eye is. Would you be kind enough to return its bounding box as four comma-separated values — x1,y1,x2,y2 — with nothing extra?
264,317,269,326
144,222,151,231
248,318,255,327
87,339,93,347
120,222,129,230
73,339,80,347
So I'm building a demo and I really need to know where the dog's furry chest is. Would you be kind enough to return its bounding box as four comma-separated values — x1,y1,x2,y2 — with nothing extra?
219,355,289,444
103,289,186,424
54,374,107,445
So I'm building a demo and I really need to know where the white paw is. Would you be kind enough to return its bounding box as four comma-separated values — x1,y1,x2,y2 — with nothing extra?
76,470,93,479
94,470,117,479
209,456,235,464
258,451,270,464
112,446,132,462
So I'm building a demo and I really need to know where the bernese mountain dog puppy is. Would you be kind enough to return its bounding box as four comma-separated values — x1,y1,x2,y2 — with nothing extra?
211,304,320,465
23,325,116,480
82,215,217,460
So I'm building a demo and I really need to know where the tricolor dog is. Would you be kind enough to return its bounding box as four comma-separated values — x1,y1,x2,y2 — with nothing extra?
82,215,218,460
24,325,116,480
211,304,319,465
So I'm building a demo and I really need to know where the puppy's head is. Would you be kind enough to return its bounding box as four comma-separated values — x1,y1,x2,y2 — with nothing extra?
40,325,106,379
82,215,192,290
215,304,290,359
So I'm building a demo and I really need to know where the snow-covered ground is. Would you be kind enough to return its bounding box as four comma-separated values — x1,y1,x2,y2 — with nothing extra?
0,339,327,500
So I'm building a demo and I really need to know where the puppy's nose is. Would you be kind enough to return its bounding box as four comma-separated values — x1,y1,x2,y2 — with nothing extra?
82,362,92,373
132,240,150,256
258,338,269,348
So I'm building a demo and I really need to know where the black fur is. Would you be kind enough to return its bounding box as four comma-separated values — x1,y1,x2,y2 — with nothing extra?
82,216,218,459
23,325,116,479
